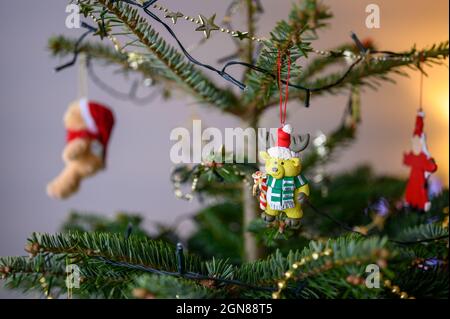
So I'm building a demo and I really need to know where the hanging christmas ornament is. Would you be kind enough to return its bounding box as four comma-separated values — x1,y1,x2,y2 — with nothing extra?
252,51,310,229
47,55,115,199
403,110,437,211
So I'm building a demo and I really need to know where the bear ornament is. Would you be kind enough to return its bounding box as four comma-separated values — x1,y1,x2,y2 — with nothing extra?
253,124,310,229
47,99,115,199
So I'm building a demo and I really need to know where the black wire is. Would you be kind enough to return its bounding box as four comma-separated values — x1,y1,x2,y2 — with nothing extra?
306,200,360,234
305,199,449,246
73,0,366,107
222,56,362,92
95,256,277,292
54,22,96,72
86,57,159,105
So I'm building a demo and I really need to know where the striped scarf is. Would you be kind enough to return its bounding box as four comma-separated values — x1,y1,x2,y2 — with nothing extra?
266,175,308,210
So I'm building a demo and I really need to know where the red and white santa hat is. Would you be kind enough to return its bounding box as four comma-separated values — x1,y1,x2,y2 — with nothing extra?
79,98,115,156
267,124,296,159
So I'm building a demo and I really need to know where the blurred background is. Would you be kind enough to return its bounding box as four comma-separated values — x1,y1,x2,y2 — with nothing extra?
0,0,448,297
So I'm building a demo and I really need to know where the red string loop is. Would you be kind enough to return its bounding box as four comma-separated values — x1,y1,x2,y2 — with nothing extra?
277,49,291,126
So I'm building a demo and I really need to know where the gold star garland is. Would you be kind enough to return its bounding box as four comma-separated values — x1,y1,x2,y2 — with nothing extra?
152,2,422,63
153,2,264,42
86,10,151,73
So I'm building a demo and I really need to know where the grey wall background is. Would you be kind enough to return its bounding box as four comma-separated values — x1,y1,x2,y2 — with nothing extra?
0,0,448,298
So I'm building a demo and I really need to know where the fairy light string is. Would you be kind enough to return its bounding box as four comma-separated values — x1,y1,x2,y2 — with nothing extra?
383,277,415,299
55,0,436,108
418,53,426,112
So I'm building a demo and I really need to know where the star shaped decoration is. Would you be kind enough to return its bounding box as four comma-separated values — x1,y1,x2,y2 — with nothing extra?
232,31,250,40
195,14,220,39
165,11,184,24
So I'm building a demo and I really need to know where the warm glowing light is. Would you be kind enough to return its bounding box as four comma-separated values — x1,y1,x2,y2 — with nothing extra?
433,91,449,119
425,71,449,186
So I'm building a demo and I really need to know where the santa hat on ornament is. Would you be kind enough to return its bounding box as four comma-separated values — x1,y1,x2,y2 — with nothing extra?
267,124,297,159
79,98,115,158
412,110,430,157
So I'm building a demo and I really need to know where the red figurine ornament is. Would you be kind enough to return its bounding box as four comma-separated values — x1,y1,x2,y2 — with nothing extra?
403,111,437,211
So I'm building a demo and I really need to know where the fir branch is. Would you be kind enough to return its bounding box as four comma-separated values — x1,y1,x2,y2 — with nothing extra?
3,231,447,298
0,255,68,296
61,211,149,237
49,35,128,68
0,255,136,298
51,0,240,112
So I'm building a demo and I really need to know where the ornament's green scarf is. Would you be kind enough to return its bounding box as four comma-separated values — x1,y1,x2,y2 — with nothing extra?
266,175,308,210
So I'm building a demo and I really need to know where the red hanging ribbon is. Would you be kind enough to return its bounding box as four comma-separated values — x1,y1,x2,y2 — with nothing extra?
418,52,425,112
277,50,291,125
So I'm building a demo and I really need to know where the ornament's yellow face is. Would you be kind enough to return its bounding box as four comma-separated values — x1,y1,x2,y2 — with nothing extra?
259,151,301,179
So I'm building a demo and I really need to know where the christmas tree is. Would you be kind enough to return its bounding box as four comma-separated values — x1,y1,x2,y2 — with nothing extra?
0,0,448,299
